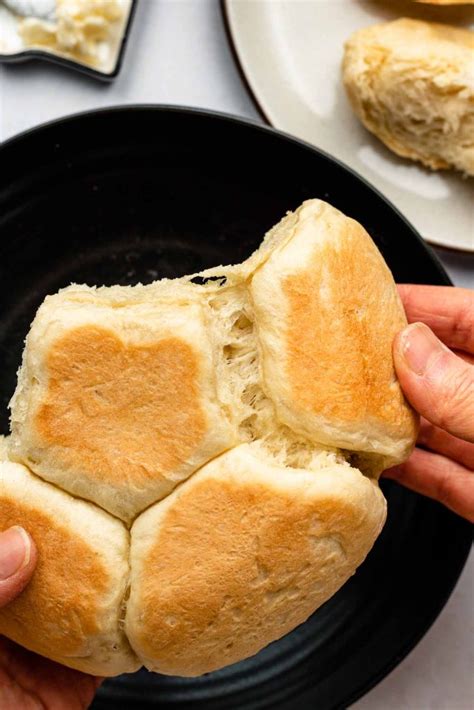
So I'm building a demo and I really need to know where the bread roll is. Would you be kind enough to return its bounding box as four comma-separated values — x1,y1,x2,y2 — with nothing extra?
3,199,417,676
126,443,386,676
343,19,474,175
249,200,416,473
9,296,236,522
0,460,139,675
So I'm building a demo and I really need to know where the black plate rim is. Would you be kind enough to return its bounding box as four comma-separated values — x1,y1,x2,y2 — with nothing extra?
2,105,469,709
0,102,455,287
0,0,139,81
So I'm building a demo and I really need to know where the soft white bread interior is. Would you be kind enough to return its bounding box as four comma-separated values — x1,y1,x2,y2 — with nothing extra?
0,460,139,675
3,199,417,676
342,19,474,175
126,442,386,676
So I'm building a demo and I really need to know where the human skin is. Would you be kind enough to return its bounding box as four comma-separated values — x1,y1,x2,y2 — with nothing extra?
385,285,474,523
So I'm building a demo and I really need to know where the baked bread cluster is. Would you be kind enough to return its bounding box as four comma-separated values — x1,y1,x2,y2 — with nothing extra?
0,200,417,677
343,18,474,175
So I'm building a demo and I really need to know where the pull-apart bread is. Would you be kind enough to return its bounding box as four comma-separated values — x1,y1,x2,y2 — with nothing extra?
2,200,417,676
343,19,474,175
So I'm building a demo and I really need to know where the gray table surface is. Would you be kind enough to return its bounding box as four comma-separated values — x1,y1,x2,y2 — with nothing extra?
1,1,472,707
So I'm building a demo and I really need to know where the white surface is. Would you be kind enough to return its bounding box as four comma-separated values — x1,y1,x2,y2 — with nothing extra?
0,1,472,707
225,0,474,252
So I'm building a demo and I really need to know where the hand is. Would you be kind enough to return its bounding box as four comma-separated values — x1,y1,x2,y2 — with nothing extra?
0,526,102,709
384,285,474,522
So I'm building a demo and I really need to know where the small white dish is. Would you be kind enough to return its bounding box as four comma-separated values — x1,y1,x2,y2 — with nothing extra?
0,0,136,80
224,0,474,253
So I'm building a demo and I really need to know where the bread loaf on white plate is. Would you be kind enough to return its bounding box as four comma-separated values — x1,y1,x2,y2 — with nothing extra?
2,199,417,676
343,19,474,175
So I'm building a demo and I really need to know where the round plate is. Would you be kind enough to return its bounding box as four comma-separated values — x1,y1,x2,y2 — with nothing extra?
0,106,470,709
223,0,474,253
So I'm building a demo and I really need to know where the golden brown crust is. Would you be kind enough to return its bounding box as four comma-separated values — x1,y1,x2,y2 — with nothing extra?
0,504,105,654
126,444,386,676
283,221,414,437
38,326,206,485
0,461,138,675
9,301,236,522
250,200,418,469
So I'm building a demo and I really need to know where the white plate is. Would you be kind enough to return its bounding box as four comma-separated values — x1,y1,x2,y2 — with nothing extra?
224,0,474,252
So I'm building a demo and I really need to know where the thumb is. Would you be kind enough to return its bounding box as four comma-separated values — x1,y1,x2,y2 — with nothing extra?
0,527,37,607
394,323,474,443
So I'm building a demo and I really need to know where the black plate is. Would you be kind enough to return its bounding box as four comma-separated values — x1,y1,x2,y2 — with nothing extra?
0,106,471,710
0,0,138,81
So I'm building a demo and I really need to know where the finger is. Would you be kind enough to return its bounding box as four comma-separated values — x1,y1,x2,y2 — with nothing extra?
394,323,474,443
384,448,474,522
0,636,103,710
0,527,37,607
418,418,474,470
397,285,474,354
454,350,474,366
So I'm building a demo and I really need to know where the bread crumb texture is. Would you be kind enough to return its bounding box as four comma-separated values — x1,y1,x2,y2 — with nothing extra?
343,19,474,175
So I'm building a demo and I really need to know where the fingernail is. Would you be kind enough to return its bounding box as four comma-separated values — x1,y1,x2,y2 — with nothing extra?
399,323,446,376
0,527,31,580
